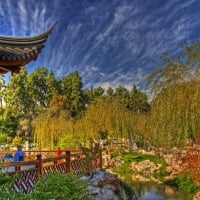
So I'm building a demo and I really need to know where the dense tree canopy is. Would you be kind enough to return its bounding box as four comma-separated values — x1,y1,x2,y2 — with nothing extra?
0,66,150,148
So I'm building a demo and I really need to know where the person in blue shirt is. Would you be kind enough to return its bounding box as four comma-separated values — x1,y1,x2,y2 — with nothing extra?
13,145,25,162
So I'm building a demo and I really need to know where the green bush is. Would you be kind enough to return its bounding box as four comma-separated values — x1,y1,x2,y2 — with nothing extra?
0,172,91,200
175,175,199,193
164,174,200,200
0,133,7,144
0,173,13,184
0,173,26,200
27,173,91,200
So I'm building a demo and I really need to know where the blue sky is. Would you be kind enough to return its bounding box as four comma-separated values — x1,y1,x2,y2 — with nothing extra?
0,0,200,89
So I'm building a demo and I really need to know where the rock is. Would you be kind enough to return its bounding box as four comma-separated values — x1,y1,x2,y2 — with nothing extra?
131,162,137,169
131,160,162,175
82,169,129,200
166,164,182,175
164,186,176,196
193,191,200,200
164,175,175,181
102,154,124,168
134,175,151,182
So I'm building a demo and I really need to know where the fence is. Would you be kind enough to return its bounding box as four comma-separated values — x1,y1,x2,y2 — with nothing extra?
1,149,102,194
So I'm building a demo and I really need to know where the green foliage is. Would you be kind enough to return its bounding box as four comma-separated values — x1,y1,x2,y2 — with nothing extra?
60,71,84,116
27,173,91,200
58,133,79,149
115,86,130,108
142,81,200,147
165,174,200,200
0,173,26,200
143,40,200,147
0,173,13,184
1,65,151,147
0,172,91,200
32,109,71,149
27,67,59,108
12,136,23,146
80,140,101,173
94,86,104,97
1,109,19,137
129,85,151,112
0,133,7,144
3,67,31,116
175,175,199,194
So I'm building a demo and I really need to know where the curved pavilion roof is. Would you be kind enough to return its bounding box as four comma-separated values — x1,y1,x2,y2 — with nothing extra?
0,21,57,74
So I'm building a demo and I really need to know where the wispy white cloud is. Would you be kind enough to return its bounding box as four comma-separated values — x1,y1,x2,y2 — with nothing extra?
98,67,146,91
1,0,200,89
5,0,16,35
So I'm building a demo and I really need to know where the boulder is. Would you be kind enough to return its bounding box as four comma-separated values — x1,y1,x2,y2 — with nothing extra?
81,169,129,200
164,185,176,196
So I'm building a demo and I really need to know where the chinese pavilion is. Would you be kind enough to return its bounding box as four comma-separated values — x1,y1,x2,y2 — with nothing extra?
0,21,57,74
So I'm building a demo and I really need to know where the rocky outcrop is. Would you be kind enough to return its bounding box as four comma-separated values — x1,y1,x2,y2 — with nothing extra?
164,153,185,177
81,169,129,200
102,153,124,169
131,160,162,183
131,160,162,175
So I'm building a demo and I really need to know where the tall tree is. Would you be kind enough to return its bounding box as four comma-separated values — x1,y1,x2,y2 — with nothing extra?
27,67,59,108
144,40,200,147
106,87,114,100
94,87,104,97
60,71,84,116
4,67,33,116
128,85,151,113
114,86,130,108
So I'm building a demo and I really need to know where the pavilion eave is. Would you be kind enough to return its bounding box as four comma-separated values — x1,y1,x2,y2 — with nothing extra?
0,21,57,74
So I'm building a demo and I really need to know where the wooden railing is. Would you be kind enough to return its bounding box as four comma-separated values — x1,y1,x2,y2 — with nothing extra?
0,149,102,194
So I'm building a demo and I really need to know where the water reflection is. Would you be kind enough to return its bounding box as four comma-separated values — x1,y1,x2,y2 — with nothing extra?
137,187,177,200
131,182,178,200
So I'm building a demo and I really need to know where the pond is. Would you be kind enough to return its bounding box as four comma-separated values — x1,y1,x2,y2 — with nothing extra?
129,182,192,200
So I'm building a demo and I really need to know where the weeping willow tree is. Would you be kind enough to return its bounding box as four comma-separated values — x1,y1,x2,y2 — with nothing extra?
59,98,139,147
32,95,71,149
143,82,200,147
32,96,143,149
144,40,200,147
32,110,68,149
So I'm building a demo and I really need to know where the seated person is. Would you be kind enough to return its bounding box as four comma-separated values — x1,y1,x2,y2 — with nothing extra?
13,145,25,162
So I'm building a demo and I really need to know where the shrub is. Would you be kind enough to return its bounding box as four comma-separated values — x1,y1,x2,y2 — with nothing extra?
0,172,91,200
0,173,26,199
175,175,199,194
27,173,91,200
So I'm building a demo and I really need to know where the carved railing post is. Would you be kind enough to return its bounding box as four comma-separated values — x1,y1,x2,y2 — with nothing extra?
37,154,43,176
65,151,71,173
